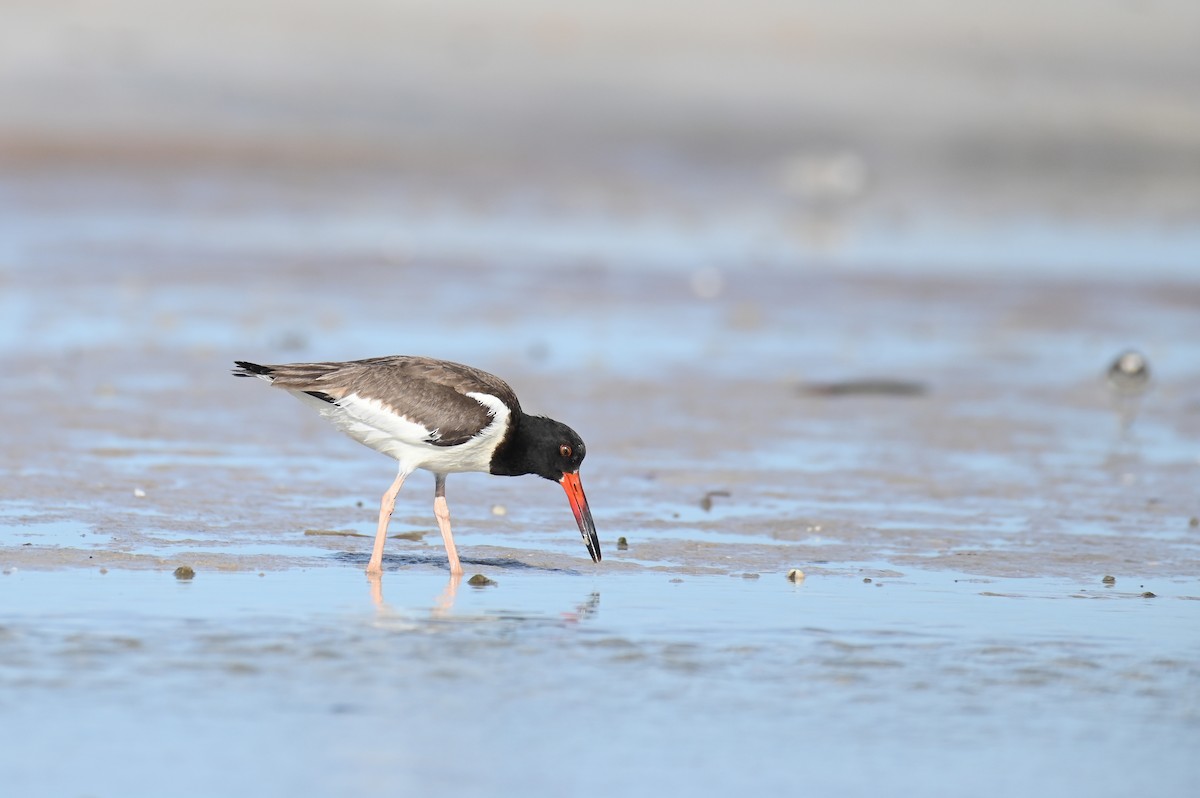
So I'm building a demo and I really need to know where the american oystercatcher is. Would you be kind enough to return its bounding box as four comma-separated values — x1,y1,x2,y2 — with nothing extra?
233,356,600,575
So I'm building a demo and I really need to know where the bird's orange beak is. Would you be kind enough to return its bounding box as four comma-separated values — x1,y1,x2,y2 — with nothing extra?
560,471,600,563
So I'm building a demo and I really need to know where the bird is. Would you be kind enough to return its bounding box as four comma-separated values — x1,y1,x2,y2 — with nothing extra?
232,355,600,575
1107,349,1150,396
1106,349,1151,430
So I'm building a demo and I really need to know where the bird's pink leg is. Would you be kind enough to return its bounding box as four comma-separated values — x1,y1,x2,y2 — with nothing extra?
433,473,463,575
367,468,407,575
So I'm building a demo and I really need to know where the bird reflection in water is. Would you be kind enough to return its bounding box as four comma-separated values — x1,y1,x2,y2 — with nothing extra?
367,572,600,626
562,592,601,623
367,571,463,618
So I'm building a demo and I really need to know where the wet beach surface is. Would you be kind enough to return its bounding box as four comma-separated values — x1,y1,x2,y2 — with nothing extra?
4,246,1199,797
3,2,1200,795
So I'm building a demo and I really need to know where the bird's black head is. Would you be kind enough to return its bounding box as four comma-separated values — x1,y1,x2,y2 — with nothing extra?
490,414,601,564
489,414,586,479
524,417,587,481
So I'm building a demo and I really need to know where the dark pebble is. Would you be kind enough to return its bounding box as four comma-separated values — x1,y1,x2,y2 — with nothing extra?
1102,575,1116,584
467,574,496,587
700,490,731,511
801,379,927,397
863,577,872,583
1141,591,1157,598
173,566,195,580
1190,517,1199,527
616,536,629,550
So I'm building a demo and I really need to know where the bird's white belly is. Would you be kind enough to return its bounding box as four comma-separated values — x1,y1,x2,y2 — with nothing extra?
294,390,510,475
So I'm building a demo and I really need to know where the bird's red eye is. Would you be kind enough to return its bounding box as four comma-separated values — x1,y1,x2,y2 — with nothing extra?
559,444,572,458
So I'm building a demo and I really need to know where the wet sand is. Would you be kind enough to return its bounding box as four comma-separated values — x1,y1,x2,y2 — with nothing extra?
5,259,1199,579
3,2,1200,795
4,255,1199,796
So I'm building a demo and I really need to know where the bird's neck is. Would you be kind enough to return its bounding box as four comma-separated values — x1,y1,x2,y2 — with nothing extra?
489,412,544,477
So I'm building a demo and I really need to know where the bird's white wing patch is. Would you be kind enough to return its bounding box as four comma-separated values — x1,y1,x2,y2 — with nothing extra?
465,391,508,422
291,389,511,474
297,392,434,459
432,392,511,472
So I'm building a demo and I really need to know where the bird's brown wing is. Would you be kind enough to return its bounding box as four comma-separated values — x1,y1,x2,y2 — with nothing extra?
235,356,521,446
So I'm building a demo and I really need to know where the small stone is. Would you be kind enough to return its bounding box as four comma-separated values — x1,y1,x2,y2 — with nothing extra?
1189,517,1199,528
133,488,146,498
669,578,684,583
99,568,108,575
1102,575,1116,584
467,574,496,587
787,568,805,583
863,577,872,583
173,566,195,580
616,536,629,550
491,504,507,516
741,572,760,580
1141,591,1157,598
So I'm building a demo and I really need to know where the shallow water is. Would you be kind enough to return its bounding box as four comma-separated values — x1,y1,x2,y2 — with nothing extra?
2,567,1197,797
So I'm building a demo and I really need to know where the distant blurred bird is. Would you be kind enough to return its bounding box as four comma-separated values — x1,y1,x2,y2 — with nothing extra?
233,356,600,576
1107,350,1150,393
1106,349,1150,430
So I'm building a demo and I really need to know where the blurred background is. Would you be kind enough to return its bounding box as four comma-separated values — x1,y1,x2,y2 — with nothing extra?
3,0,1199,279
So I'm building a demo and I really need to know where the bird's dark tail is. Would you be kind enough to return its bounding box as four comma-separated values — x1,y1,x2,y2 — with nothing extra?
232,361,336,404
232,361,275,379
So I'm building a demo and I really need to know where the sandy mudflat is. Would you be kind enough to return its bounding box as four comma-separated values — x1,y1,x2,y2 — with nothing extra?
5,260,1199,580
